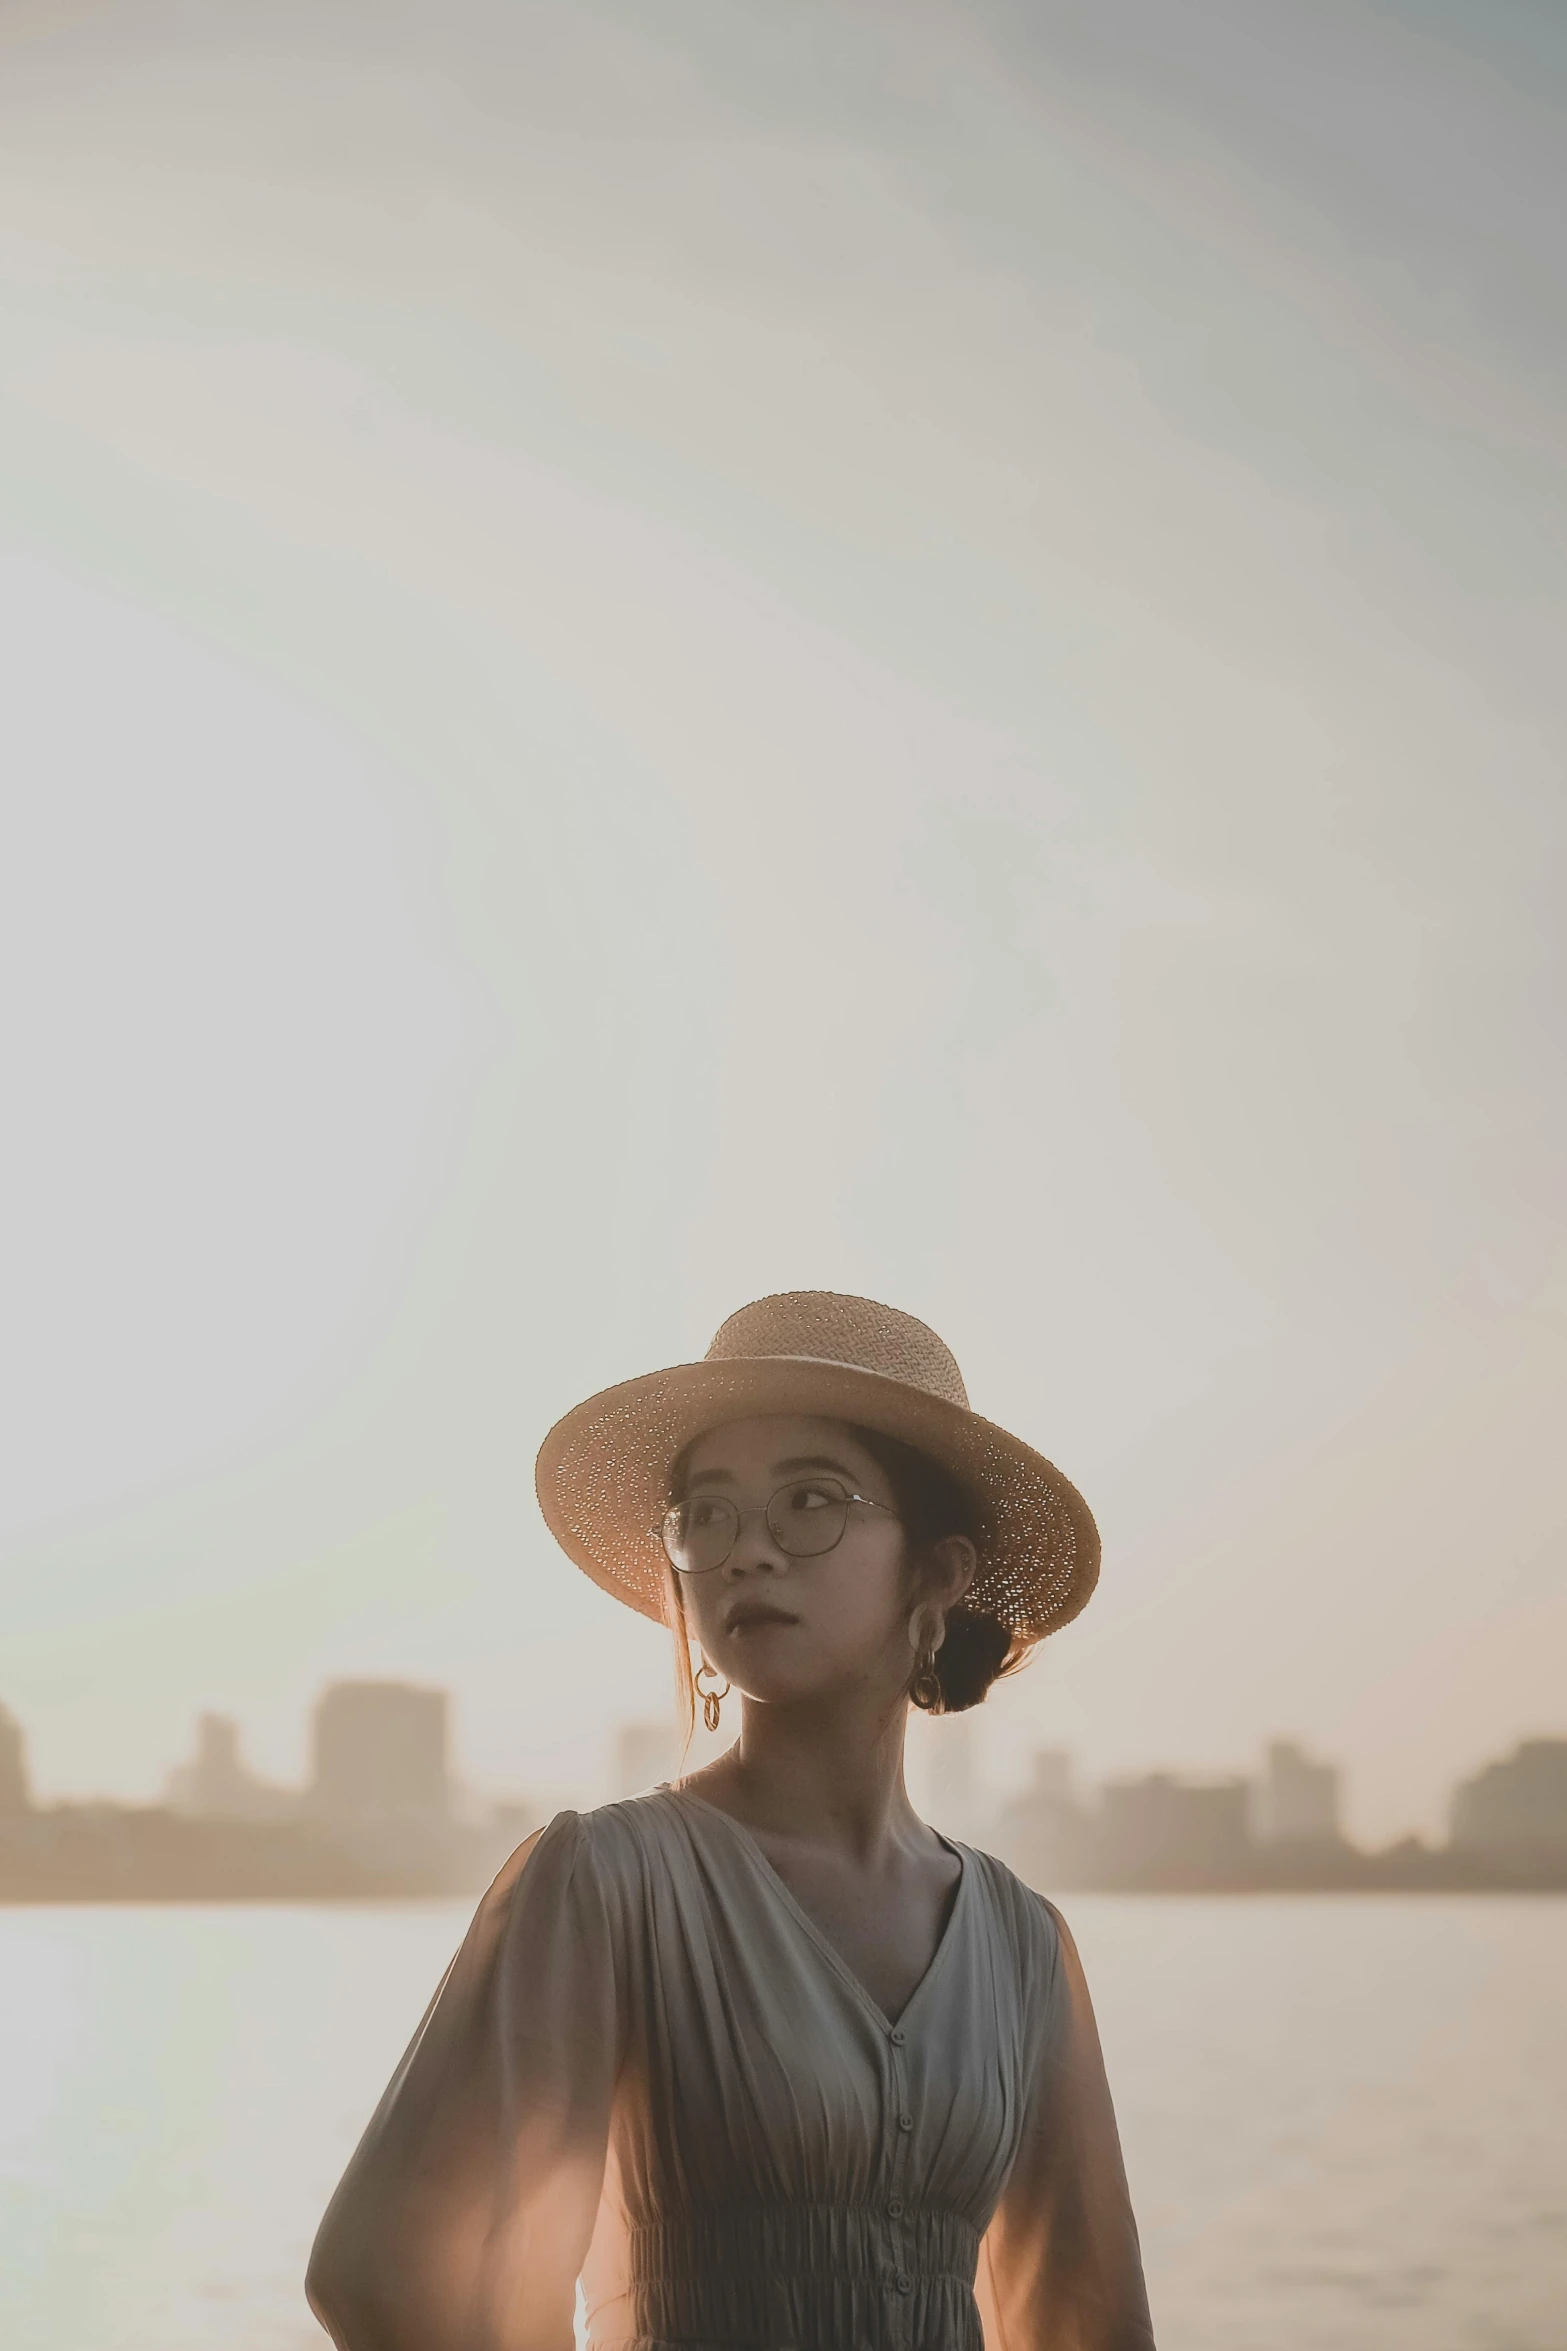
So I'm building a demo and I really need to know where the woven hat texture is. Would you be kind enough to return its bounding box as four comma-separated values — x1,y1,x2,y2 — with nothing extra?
534,1291,1100,1645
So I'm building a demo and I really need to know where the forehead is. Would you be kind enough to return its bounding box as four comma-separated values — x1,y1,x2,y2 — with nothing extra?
681,1414,887,1490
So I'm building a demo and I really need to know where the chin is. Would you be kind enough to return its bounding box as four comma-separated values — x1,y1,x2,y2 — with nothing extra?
726,1667,829,1709
736,1660,879,1711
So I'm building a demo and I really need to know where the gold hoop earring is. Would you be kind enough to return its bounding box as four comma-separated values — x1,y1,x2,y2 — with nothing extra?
694,1658,730,1734
909,1610,945,1713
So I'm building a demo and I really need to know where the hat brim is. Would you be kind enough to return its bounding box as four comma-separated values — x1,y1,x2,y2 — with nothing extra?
534,1355,1099,1644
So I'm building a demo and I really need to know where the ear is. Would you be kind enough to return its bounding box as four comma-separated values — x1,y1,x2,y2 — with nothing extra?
926,1532,977,1613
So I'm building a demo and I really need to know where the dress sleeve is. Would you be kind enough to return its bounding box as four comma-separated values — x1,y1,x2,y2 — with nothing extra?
306,1810,621,2351
975,1897,1155,2351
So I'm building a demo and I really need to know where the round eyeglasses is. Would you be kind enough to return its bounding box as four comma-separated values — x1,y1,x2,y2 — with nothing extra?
658,1476,900,1577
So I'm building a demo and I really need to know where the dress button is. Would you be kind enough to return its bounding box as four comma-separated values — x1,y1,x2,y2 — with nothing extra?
889,2026,906,2045
887,2195,904,2218
897,2110,914,2131
896,2271,913,2294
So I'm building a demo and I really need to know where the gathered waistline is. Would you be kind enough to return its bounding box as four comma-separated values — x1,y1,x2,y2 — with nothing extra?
626,2199,982,2283
587,2200,988,2349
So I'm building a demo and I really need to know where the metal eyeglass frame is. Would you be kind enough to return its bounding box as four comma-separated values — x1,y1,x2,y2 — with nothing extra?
656,1478,901,1576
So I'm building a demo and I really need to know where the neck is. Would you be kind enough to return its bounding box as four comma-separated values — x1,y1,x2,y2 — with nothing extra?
705,1685,923,1862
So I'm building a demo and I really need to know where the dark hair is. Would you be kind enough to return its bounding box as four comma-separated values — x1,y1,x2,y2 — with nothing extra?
848,1426,1017,1715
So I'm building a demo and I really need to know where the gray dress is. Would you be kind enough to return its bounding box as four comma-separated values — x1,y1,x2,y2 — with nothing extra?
307,1787,1154,2350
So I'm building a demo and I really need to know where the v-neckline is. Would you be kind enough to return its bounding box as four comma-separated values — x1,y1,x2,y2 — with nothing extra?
672,1786,969,2034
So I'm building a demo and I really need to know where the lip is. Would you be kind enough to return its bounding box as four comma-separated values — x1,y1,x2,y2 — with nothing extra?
723,1603,800,1634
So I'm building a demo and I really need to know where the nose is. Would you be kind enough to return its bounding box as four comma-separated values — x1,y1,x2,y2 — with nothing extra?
720,1500,791,1579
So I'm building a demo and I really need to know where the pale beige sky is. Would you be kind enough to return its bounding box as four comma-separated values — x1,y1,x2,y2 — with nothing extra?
1,0,1563,1841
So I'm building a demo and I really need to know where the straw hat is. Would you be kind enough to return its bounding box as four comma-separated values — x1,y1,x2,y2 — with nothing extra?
534,1291,1099,1643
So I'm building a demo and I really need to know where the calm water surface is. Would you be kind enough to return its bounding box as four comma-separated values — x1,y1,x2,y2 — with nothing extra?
2,1895,1563,2350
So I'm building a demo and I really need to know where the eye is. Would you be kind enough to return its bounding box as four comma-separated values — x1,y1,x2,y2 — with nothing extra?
685,1496,727,1530
788,1480,844,1512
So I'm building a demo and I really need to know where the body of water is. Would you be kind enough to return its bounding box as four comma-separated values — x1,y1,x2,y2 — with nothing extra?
2,1893,1563,2349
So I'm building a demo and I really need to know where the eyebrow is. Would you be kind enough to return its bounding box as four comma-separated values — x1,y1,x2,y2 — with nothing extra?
684,1454,864,1489
775,1455,863,1482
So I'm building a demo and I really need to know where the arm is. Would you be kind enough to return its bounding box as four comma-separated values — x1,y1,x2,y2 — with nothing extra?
307,1813,620,2351
976,1899,1155,2351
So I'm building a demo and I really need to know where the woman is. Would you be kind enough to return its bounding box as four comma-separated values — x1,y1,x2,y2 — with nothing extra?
307,1291,1154,2350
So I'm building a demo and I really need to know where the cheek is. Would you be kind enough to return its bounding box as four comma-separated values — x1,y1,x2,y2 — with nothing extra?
806,1544,911,1650
679,1578,728,1651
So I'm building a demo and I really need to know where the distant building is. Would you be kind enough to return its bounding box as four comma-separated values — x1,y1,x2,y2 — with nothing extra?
1096,1773,1252,1884
1450,1740,1567,1859
616,1722,678,1798
0,1704,30,1813
483,1798,542,1858
1024,1750,1074,1807
1253,1740,1342,1844
926,1715,984,1843
994,1750,1088,1891
166,1713,294,1821
310,1682,450,1823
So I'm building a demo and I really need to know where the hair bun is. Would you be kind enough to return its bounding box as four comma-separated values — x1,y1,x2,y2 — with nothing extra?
924,1606,1014,1715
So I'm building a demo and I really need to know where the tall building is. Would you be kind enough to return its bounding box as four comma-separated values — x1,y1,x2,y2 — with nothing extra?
0,1703,30,1813
311,1682,450,1822
925,1714,984,1842
616,1721,678,1797
1096,1773,1252,1884
1023,1750,1074,1807
1253,1740,1342,1844
1450,1740,1567,1858
166,1713,293,1820
994,1749,1087,1891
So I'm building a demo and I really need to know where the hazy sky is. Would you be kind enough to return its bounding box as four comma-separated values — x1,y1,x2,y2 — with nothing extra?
2,0,1563,1840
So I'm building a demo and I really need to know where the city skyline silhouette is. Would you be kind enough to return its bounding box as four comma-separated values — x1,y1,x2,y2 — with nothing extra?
4,1682,1563,1899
